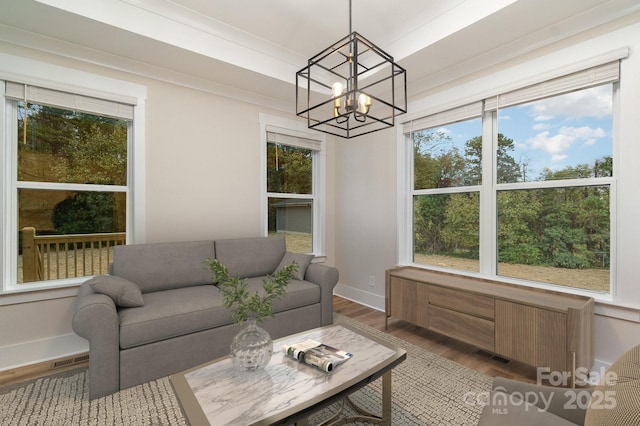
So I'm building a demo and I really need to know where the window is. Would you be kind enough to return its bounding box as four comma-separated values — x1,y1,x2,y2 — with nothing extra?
403,61,618,295
260,115,325,255
1,53,146,294
411,116,482,273
494,85,612,292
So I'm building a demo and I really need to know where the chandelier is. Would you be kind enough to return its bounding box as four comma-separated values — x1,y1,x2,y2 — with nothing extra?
296,0,407,139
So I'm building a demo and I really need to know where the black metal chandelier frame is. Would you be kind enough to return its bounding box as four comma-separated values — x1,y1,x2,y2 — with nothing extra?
296,1,407,139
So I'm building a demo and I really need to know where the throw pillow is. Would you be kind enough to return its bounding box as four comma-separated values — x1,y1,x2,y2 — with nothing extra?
275,252,314,280
88,275,144,308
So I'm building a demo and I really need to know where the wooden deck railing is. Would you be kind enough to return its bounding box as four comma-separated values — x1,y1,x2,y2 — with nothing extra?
21,227,126,282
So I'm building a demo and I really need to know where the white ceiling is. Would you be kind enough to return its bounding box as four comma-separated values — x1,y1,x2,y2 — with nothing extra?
1,0,639,110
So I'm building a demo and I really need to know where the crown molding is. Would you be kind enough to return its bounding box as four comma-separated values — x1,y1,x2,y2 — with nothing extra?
0,24,293,113
35,0,303,85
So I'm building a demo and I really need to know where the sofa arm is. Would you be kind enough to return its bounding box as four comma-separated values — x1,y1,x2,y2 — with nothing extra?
304,263,339,326
488,377,592,425
72,281,120,399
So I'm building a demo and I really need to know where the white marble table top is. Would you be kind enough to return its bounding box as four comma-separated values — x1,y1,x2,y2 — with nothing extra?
170,324,406,426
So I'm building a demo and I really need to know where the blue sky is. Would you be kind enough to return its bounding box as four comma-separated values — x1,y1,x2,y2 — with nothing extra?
435,84,613,180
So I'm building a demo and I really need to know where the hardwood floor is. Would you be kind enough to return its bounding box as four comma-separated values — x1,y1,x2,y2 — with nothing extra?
0,353,89,387
1,295,537,388
333,295,538,384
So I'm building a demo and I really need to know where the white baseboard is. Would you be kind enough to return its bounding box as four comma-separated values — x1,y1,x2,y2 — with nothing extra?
0,333,89,372
334,283,385,312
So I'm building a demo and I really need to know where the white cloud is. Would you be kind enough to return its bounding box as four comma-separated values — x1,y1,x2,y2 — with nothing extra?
530,131,572,156
532,123,550,131
436,127,452,136
528,85,612,121
566,126,606,139
533,113,554,122
527,126,607,162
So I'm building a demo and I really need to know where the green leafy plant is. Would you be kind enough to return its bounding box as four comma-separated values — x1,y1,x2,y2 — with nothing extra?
204,258,298,324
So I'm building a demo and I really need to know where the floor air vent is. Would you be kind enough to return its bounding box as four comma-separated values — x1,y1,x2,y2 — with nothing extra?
73,354,90,363
51,354,90,369
477,350,511,364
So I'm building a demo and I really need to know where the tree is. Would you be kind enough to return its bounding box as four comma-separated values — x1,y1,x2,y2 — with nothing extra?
19,105,127,185
464,133,521,184
442,193,479,257
414,194,449,254
53,192,116,234
54,119,127,185
497,190,542,264
266,143,312,194
413,129,452,189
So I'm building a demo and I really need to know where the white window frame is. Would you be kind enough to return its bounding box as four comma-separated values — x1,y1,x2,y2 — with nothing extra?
259,113,326,257
398,57,622,302
0,53,146,300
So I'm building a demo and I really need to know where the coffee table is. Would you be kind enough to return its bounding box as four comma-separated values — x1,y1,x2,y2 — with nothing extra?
170,324,407,425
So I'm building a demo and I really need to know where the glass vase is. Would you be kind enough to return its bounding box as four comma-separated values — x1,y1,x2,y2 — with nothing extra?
230,318,273,371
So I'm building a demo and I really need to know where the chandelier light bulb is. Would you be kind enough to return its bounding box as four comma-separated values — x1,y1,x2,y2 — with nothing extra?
331,82,344,98
358,93,372,114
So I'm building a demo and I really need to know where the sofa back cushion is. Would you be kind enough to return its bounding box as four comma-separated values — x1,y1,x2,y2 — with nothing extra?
112,241,215,293
215,236,286,279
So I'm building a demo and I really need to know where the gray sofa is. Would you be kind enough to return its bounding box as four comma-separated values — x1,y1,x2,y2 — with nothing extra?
478,343,640,425
72,236,339,399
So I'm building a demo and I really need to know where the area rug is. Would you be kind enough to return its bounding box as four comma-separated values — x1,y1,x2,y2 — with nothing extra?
0,314,492,425
311,314,493,425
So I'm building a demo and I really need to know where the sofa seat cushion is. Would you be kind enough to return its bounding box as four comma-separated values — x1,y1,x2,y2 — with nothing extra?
245,277,320,313
119,285,231,349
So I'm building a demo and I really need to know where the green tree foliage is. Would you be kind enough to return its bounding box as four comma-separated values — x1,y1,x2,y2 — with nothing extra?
52,119,127,185
266,143,312,194
442,193,479,257
414,194,449,254
413,130,468,188
19,104,127,185
465,133,521,184
52,192,116,234
537,187,609,269
497,190,542,265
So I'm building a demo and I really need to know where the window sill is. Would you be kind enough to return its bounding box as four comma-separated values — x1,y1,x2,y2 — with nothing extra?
0,282,82,306
311,255,327,263
594,300,640,323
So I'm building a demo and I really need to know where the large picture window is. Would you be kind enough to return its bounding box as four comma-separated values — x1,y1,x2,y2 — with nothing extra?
403,61,617,295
